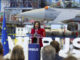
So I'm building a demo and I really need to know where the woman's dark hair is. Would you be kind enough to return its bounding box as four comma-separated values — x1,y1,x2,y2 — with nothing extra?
10,45,24,60
0,42,3,55
33,21,41,29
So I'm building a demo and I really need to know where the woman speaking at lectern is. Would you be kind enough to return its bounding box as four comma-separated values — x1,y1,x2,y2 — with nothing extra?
31,21,45,47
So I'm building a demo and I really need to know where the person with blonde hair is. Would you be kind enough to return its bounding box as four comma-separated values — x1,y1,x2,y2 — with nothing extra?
10,45,24,60
0,56,4,60
42,45,56,60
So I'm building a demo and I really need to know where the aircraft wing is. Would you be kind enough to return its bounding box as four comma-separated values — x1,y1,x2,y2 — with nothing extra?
17,8,60,21
52,8,80,23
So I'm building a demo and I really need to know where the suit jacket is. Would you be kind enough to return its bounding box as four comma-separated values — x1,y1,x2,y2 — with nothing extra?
55,54,63,60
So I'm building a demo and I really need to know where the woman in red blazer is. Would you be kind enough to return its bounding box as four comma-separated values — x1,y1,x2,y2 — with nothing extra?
31,21,45,47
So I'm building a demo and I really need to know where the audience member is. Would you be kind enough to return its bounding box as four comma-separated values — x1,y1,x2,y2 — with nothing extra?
50,40,63,60
0,42,3,56
42,45,56,60
0,56,4,60
10,45,24,60
64,56,77,60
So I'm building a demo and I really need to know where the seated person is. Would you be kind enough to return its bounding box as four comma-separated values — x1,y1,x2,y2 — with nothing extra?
10,45,24,60
42,45,56,60
0,56,4,60
50,40,63,60
0,42,3,56
64,56,77,60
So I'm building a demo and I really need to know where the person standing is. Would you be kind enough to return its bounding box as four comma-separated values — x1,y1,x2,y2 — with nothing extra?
31,21,45,47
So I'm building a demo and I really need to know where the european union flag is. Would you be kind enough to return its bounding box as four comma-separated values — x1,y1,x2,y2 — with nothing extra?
1,13,9,55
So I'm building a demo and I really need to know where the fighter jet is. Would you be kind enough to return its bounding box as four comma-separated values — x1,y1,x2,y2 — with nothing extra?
17,6,80,23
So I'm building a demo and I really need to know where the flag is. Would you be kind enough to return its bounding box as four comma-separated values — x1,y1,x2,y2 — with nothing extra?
1,13,9,55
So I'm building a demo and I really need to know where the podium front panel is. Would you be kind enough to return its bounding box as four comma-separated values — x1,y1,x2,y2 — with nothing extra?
28,44,40,60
